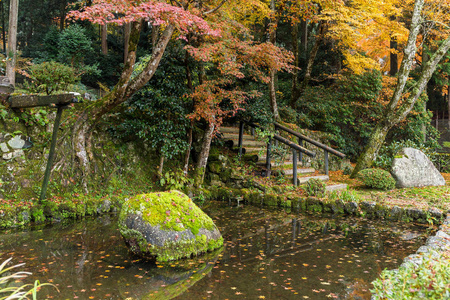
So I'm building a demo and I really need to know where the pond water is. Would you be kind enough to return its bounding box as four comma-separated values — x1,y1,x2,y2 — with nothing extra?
0,201,433,299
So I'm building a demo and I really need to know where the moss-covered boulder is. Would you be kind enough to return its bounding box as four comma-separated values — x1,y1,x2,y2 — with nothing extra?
119,190,223,262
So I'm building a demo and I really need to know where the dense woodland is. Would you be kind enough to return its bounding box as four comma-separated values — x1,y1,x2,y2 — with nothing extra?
2,0,450,188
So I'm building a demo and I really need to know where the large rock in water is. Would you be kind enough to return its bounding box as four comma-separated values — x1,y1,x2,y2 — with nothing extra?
391,148,446,188
119,190,223,262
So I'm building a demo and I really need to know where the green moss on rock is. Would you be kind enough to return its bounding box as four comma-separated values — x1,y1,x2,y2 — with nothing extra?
119,190,223,262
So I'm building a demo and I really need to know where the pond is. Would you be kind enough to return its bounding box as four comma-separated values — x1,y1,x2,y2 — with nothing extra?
0,201,433,299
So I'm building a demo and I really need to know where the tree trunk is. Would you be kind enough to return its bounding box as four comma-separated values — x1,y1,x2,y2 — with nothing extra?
448,86,450,129
183,124,193,176
101,24,108,55
390,37,398,76
290,22,299,107
183,51,194,176
268,0,279,120
351,0,450,177
6,0,18,86
124,23,131,64
195,122,215,186
71,22,176,190
300,19,308,53
60,0,67,31
1,1,5,54
158,155,165,177
299,22,323,95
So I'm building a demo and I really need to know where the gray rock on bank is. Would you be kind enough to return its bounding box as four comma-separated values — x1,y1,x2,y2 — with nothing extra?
391,148,445,188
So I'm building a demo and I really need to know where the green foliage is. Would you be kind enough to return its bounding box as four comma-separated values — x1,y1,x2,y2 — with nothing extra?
296,70,440,160
109,50,190,160
57,25,94,68
373,140,435,171
372,251,450,299
357,168,396,190
328,189,362,203
0,257,57,299
25,61,78,95
159,169,192,191
430,153,450,173
297,70,383,158
37,25,100,79
305,178,326,198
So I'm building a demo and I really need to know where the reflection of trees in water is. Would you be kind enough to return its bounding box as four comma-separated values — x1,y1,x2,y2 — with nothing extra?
118,249,221,300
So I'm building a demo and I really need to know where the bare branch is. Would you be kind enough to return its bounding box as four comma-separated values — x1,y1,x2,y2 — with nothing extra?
203,0,228,15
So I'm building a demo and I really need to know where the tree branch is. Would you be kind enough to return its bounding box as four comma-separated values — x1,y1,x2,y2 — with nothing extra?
203,0,227,15
126,25,175,97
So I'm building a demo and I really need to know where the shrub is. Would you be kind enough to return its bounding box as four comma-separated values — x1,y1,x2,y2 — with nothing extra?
372,250,450,299
305,178,326,198
25,61,78,95
357,168,396,190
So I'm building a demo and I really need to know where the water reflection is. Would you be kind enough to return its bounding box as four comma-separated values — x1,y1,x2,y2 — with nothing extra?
0,201,432,299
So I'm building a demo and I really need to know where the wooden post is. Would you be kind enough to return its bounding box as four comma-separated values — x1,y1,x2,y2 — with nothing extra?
324,150,329,176
238,121,244,159
6,0,19,86
298,137,303,164
266,137,272,178
40,105,66,202
293,149,298,186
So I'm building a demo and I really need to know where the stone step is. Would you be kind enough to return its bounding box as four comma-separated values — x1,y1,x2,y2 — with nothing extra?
297,175,329,185
221,132,257,140
281,168,316,176
220,127,240,134
225,139,266,148
245,147,266,154
325,184,348,192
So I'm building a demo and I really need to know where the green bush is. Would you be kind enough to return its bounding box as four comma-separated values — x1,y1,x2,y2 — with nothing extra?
305,178,326,198
357,168,396,190
372,251,450,299
25,61,78,95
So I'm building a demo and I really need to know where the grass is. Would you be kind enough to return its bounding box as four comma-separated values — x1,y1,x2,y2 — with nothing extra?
329,169,450,212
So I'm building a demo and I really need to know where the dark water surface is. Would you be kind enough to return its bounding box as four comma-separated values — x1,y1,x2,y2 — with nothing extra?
0,201,433,299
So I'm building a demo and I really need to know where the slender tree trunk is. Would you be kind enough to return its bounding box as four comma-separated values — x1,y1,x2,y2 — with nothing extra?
1,1,5,54
299,22,323,95
6,0,18,86
101,24,108,55
447,86,450,129
183,51,194,176
351,0,450,177
151,25,160,56
158,155,165,177
268,0,279,120
183,124,193,176
195,122,215,186
300,19,308,53
290,22,299,107
124,23,131,64
60,0,67,31
390,38,398,76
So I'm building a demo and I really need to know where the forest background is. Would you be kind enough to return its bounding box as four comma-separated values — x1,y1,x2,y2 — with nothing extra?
1,0,450,195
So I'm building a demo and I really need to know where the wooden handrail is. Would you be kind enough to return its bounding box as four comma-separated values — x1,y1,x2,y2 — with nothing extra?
274,122,346,159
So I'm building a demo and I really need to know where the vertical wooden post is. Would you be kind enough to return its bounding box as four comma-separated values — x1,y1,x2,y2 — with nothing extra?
251,127,255,136
266,137,272,178
293,148,298,186
40,105,65,202
6,0,19,86
238,121,244,159
324,150,329,176
298,137,303,164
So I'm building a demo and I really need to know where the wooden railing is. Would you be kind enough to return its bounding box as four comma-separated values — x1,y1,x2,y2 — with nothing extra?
237,121,345,185
274,122,345,176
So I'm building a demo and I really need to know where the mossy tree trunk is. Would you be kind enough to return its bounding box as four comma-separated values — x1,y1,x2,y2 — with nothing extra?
195,122,215,186
351,0,450,177
71,22,176,191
